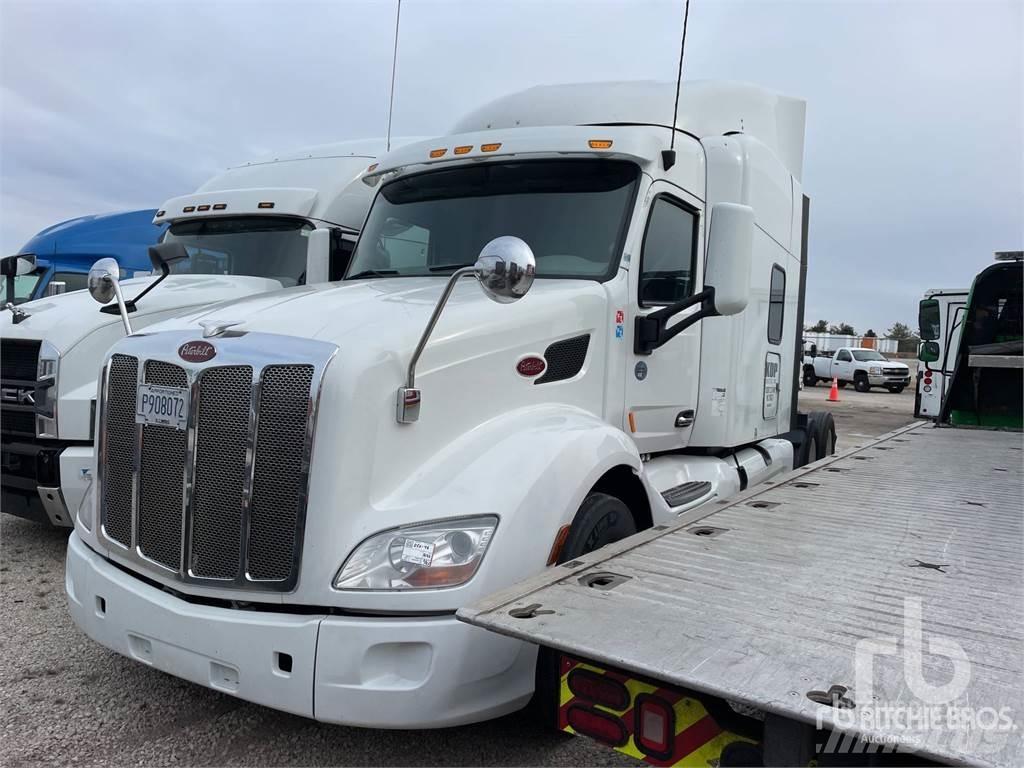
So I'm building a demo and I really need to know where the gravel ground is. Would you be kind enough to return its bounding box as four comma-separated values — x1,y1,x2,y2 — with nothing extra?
1,392,917,767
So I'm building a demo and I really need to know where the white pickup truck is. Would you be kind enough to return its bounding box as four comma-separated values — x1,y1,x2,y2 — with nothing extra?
802,346,911,393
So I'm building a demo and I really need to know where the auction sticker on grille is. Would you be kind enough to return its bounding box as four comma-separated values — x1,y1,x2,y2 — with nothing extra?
136,384,189,430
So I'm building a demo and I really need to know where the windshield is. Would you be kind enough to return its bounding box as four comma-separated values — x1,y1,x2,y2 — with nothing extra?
7,269,45,304
852,349,887,362
346,160,639,280
163,216,311,286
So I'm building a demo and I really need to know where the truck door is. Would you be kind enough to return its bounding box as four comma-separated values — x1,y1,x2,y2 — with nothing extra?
625,185,703,453
833,348,852,380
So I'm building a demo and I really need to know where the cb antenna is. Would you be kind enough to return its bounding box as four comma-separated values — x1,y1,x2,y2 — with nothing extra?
662,0,691,171
386,0,402,152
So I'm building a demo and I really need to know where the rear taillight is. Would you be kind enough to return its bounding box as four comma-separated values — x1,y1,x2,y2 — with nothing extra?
566,705,628,747
567,668,629,710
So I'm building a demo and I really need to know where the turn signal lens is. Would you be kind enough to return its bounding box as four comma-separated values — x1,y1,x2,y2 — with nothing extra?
367,163,379,172
547,524,571,565
480,143,502,152
453,145,472,155
588,139,613,149
429,148,447,158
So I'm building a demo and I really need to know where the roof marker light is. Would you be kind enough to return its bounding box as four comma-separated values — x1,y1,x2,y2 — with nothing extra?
212,203,227,210
156,210,165,217
257,202,275,209
182,206,196,213
429,148,447,158
197,204,210,211
480,143,502,153
588,139,613,149
453,145,472,155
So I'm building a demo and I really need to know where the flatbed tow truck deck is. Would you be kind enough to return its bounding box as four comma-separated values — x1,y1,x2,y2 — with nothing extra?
458,422,1024,767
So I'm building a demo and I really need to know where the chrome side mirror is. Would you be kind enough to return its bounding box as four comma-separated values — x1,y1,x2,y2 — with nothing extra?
88,257,132,333
474,236,535,304
397,236,536,424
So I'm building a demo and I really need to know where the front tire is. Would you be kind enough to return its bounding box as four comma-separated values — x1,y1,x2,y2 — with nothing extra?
530,492,638,726
803,368,817,387
887,384,906,394
854,374,871,393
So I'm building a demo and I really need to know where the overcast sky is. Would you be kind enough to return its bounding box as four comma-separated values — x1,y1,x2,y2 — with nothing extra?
1,0,1020,331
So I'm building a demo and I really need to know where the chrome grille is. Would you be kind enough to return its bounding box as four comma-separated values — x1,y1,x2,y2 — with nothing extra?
190,366,252,579
248,365,314,580
97,332,334,593
137,361,188,570
102,355,138,547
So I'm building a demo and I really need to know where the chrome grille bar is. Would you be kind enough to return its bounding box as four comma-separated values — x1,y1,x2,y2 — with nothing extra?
96,331,336,594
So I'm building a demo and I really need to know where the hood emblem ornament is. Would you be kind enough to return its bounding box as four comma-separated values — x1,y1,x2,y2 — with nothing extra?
199,319,244,338
178,340,217,363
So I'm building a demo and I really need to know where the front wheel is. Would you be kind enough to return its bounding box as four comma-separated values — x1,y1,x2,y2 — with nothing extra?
887,384,906,394
854,375,871,393
803,368,817,387
530,492,638,726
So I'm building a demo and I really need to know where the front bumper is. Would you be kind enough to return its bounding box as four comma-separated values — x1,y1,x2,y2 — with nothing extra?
867,374,911,386
1,441,90,527
66,531,535,728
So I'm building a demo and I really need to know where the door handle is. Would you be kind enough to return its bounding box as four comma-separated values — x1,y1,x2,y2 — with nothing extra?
675,409,695,428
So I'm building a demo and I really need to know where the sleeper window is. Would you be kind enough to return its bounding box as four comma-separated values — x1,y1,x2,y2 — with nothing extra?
768,265,785,344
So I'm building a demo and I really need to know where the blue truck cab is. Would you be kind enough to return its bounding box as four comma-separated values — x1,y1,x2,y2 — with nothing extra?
6,209,168,303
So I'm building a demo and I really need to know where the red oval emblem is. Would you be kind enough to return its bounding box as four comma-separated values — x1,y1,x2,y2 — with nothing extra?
516,356,547,377
178,341,217,363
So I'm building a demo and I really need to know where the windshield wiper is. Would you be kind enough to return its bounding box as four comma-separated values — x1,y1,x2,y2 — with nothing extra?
427,263,474,272
347,269,399,280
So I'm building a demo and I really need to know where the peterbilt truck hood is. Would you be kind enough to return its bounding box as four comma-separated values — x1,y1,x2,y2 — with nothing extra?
158,276,610,367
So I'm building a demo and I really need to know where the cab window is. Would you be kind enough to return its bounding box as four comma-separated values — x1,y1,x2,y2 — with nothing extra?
836,349,852,362
639,196,697,306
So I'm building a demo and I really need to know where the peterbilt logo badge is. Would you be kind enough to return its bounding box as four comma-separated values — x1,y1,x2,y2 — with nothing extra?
516,356,547,377
178,341,216,363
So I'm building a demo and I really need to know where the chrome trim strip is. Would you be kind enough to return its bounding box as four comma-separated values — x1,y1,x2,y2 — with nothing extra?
95,330,337,594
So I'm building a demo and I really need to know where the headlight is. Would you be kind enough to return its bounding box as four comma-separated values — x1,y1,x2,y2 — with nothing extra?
36,341,59,438
869,366,881,375
333,515,498,591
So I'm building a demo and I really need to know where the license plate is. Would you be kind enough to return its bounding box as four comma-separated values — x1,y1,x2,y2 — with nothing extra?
135,384,189,430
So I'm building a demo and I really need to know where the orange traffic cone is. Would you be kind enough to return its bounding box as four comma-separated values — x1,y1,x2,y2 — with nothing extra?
828,376,840,402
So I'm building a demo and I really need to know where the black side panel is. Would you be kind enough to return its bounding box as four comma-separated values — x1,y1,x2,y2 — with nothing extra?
536,335,590,384
790,195,810,431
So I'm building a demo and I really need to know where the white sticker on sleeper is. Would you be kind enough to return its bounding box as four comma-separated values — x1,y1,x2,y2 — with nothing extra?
401,539,434,566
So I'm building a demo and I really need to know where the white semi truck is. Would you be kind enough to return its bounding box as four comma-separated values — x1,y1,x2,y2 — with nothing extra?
1,140,385,527
914,287,968,418
66,81,835,728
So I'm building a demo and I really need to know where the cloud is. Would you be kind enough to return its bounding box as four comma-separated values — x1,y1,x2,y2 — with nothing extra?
1,0,1020,331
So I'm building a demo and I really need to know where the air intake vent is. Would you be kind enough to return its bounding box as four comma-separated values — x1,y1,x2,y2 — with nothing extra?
536,334,590,384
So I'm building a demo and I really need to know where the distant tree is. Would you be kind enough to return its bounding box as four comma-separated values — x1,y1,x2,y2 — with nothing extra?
886,322,914,340
807,319,828,332
864,329,877,338
829,322,856,336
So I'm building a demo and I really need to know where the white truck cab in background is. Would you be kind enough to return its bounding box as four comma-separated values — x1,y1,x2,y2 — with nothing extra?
67,81,834,728
915,287,968,418
0,140,388,527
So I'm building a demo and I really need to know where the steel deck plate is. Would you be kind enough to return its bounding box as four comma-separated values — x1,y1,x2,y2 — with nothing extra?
458,423,1024,767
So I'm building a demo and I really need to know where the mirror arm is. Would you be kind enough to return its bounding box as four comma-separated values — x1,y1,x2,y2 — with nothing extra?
98,263,171,317
107,279,133,334
396,266,475,425
405,266,476,390
634,287,717,355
